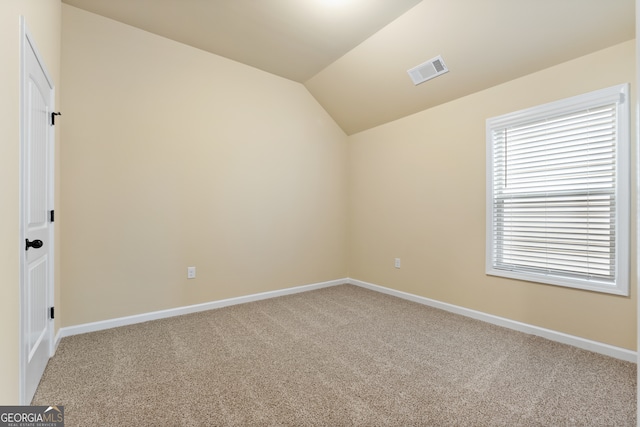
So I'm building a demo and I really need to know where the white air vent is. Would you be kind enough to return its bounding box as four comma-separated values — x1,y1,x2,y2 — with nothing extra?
407,55,448,85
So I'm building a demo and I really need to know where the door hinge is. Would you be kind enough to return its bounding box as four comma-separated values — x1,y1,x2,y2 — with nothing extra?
49,307,54,320
50,210,54,222
51,112,61,126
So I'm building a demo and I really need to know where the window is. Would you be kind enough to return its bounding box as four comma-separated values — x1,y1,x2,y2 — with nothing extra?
486,84,630,295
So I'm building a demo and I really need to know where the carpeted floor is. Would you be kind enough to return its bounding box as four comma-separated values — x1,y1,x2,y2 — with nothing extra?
33,284,636,426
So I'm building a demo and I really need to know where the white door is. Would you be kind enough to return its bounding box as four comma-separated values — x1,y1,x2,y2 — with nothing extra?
20,19,55,405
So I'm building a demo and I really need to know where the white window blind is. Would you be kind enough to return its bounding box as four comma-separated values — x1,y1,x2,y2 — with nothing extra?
486,84,629,295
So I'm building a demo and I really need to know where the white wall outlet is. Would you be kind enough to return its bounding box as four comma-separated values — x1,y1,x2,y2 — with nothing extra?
187,266,196,279
394,258,401,269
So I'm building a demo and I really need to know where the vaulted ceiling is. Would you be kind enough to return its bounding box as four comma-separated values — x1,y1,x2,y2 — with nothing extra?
62,0,635,135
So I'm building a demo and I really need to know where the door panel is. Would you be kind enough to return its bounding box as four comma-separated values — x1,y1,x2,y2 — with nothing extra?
22,22,54,405
27,259,47,361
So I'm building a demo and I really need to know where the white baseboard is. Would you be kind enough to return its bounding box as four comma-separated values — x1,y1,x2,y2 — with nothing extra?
53,328,62,354
58,278,346,340
56,277,636,363
348,278,637,363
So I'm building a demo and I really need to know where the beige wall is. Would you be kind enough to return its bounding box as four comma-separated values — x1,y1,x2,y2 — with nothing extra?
60,5,348,327
0,0,61,405
348,40,637,350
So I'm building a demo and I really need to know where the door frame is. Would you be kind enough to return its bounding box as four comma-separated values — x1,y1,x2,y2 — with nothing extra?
19,16,56,405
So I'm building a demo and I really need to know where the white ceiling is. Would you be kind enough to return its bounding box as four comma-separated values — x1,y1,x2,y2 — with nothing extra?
62,0,635,135
61,0,422,82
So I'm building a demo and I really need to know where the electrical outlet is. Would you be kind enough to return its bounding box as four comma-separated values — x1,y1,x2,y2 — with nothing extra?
187,266,196,279
394,258,401,269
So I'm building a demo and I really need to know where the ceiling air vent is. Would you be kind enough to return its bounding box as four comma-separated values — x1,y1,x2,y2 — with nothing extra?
407,55,448,85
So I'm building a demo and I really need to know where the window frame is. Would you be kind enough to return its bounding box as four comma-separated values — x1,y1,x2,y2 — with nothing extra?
486,83,630,296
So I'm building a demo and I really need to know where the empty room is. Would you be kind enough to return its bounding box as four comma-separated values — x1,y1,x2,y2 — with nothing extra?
1,0,638,425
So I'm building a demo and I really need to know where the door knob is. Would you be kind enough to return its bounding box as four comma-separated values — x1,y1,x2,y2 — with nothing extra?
25,239,43,250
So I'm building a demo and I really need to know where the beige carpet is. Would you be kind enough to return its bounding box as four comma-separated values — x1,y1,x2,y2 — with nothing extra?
33,284,636,426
